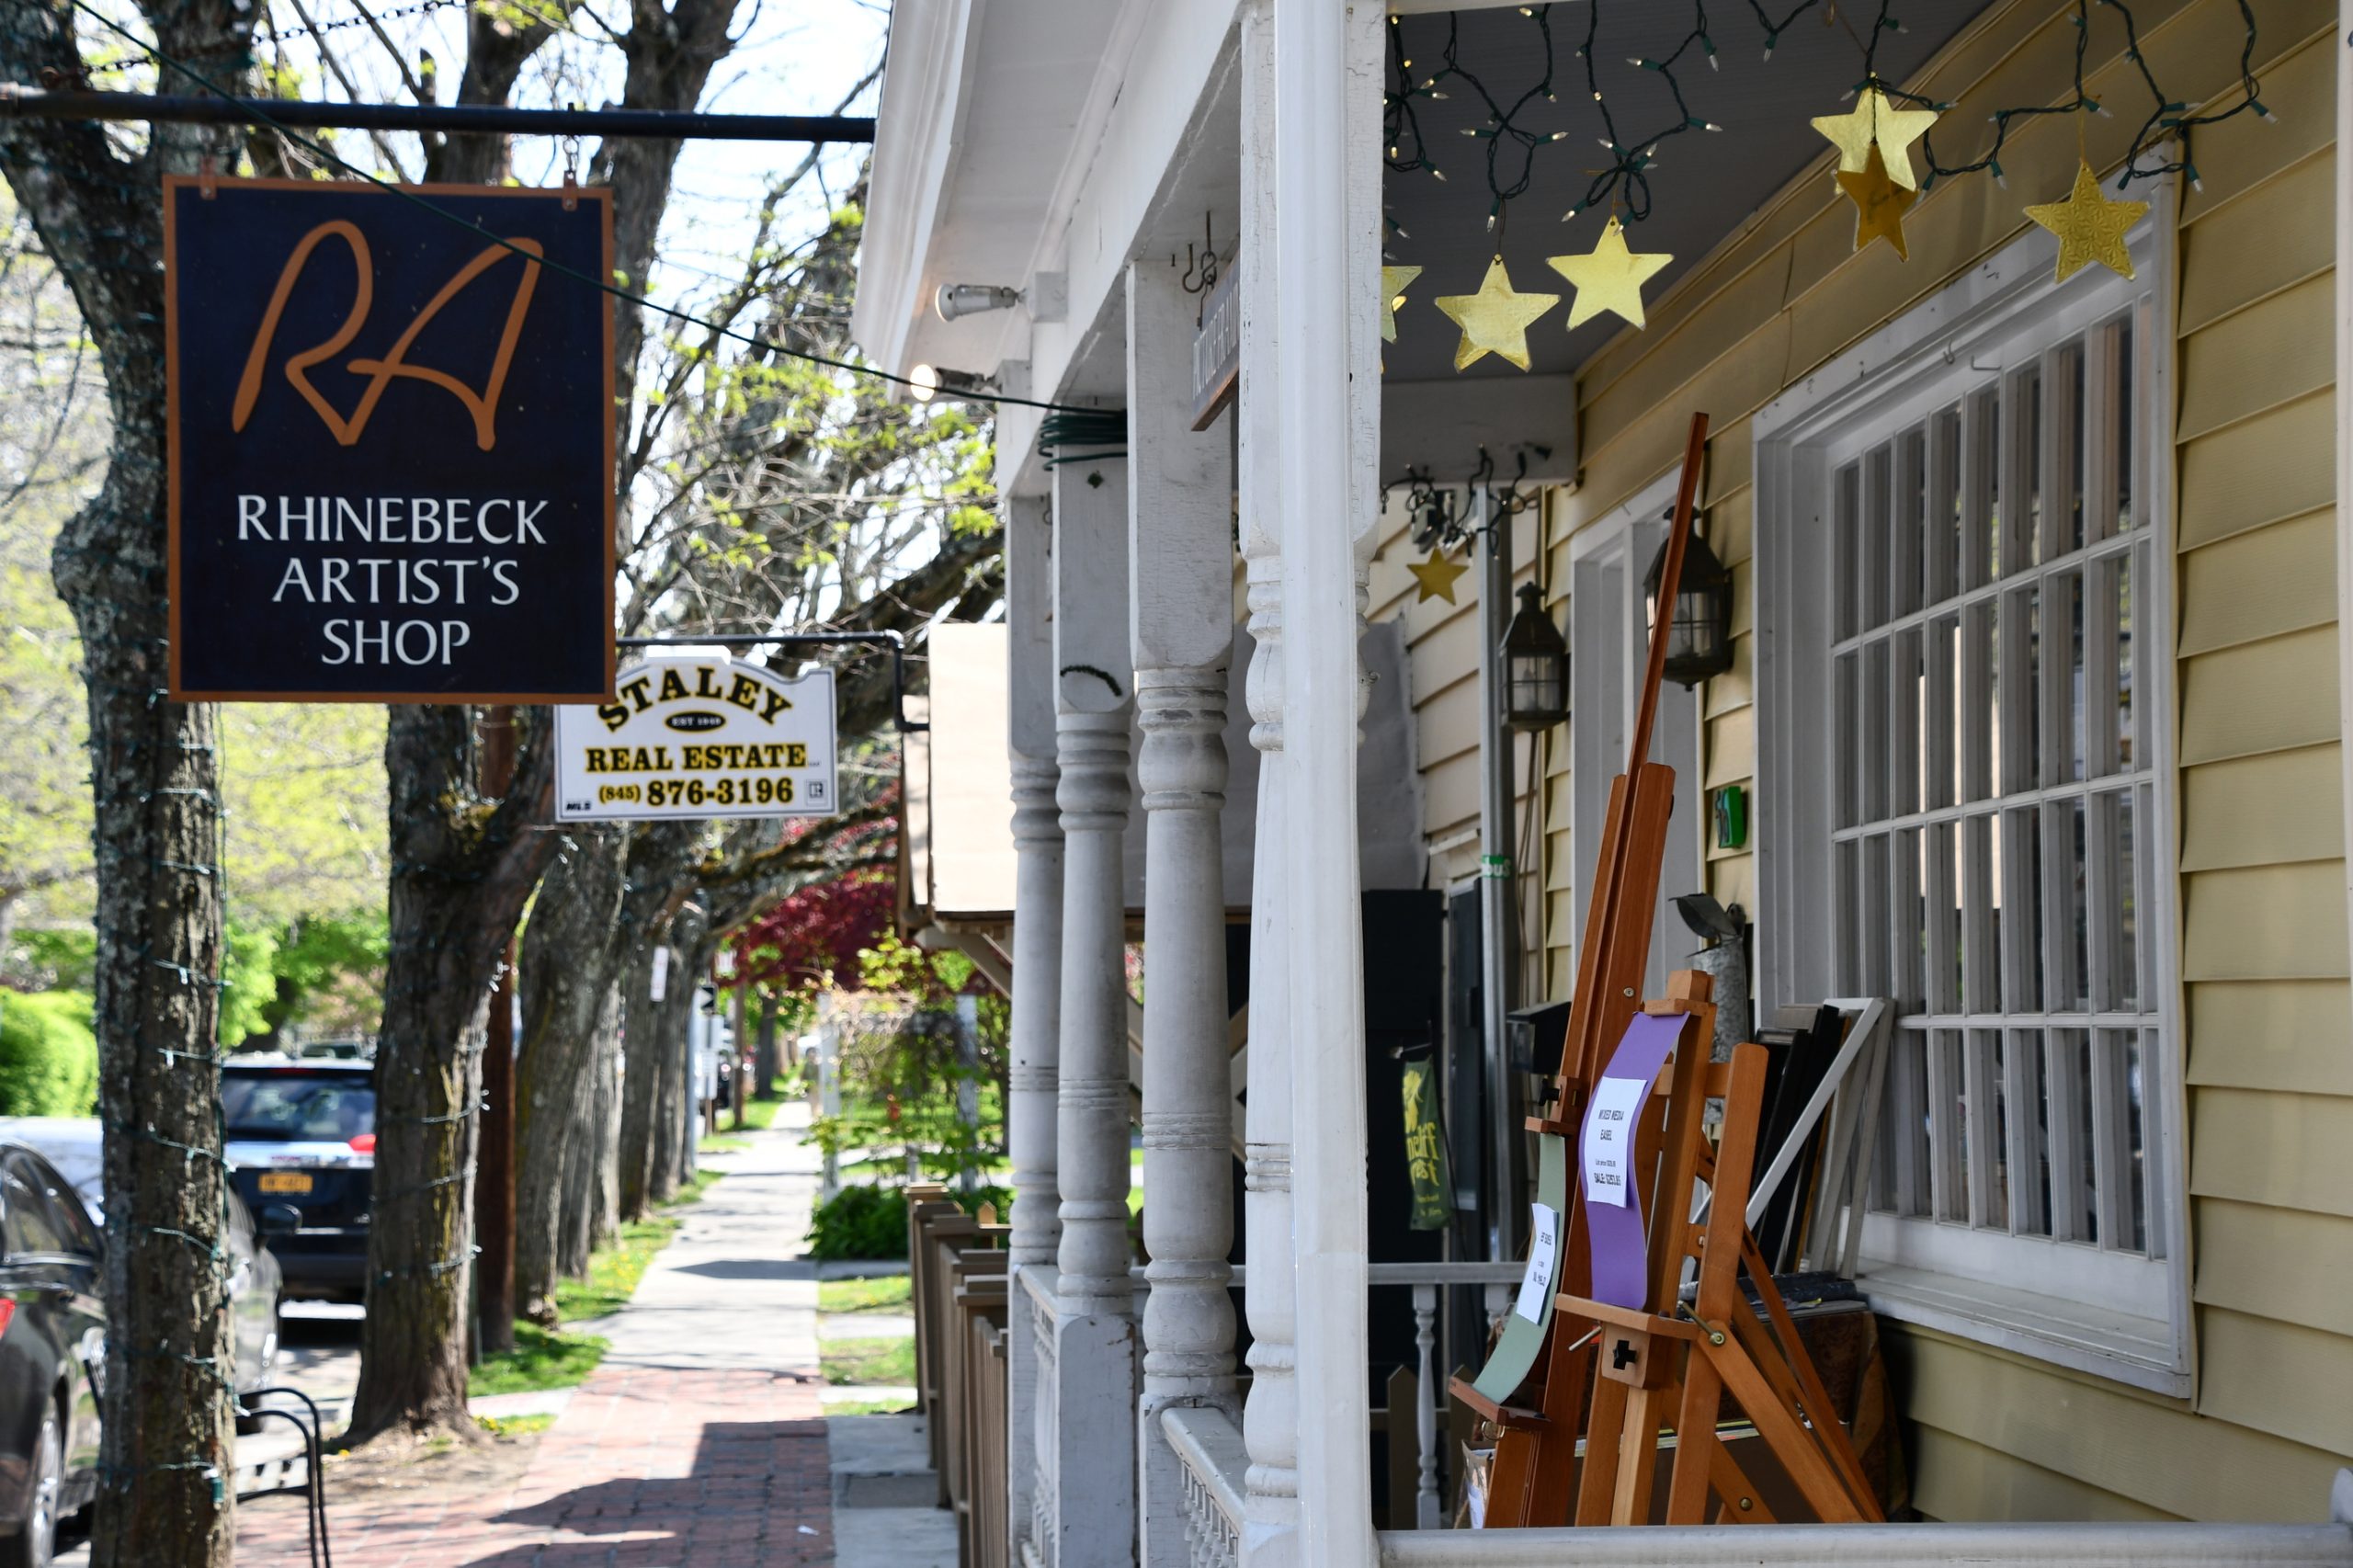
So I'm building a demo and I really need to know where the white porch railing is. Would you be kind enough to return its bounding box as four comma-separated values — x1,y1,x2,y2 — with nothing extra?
1020,1265,1059,1568
1161,1405,1247,1568
1375,1522,2353,1565
1146,1258,1523,1555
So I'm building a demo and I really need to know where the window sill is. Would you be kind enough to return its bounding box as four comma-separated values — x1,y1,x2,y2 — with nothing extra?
1856,1260,2188,1398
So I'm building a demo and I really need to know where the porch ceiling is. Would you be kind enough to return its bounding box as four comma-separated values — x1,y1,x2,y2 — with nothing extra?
1381,3,1995,383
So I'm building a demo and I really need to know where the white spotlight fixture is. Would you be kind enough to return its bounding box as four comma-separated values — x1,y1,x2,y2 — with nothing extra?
934,282,1022,322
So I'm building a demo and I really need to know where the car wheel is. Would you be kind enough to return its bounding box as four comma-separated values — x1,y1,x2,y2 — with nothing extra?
0,1411,63,1568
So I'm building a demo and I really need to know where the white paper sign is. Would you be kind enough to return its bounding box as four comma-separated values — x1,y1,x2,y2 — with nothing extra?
1581,1073,1652,1208
555,654,837,821
650,946,670,1002
1512,1202,1561,1324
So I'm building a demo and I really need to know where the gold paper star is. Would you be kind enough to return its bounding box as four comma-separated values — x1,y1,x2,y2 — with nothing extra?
1836,146,1917,260
1409,551,1470,604
1434,257,1560,371
2024,159,2148,283
1381,265,1423,343
1812,86,1939,191
1547,215,1673,331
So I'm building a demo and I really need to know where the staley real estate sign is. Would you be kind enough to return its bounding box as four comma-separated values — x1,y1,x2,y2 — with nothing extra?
165,176,616,701
554,654,838,822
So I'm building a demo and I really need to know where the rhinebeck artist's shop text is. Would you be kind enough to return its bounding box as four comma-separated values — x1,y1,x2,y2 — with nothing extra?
238,492,551,668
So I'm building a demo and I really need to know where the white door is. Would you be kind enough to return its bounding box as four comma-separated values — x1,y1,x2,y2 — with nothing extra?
1567,492,1705,1004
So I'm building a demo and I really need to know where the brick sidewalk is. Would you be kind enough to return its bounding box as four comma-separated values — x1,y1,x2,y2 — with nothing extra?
238,1366,834,1566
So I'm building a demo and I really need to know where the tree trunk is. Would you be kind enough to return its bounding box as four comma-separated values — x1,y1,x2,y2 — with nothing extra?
557,1096,596,1279
754,995,779,1098
617,938,660,1222
648,906,707,1204
349,709,552,1443
514,829,626,1323
0,2,256,1558
589,983,621,1250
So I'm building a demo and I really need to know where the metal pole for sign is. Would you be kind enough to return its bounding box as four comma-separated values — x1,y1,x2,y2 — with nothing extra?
0,86,875,142
615,631,929,733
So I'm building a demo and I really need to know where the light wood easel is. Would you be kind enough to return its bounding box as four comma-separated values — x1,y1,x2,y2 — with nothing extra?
1451,412,1882,1528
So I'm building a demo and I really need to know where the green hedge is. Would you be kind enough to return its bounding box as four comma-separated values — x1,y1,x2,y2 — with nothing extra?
806,1182,1012,1261
0,991,98,1117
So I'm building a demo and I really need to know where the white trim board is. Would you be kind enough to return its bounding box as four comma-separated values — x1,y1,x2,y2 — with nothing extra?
1748,200,2192,1398
2335,1,2353,1035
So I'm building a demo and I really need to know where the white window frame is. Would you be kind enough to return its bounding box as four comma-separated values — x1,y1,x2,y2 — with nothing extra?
1564,480,1705,1000
1751,202,2192,1396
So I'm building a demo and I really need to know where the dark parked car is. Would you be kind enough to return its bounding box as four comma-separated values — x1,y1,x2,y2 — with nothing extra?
0,1119,281,1402
222,1058,376,1304
0,1142,103,1568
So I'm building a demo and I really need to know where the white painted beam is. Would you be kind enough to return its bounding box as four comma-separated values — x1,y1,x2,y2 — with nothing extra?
1049,449,1139,1567
1128,256,1242,1568
1003,493,1064,1568
1271,2,1381,1564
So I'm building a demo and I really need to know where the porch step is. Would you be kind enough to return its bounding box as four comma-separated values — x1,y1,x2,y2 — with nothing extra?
827,1413,957,1568
828,1410,947,1508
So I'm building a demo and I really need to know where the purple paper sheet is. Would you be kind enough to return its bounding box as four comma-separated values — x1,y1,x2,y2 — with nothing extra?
1577,1010,1688,1310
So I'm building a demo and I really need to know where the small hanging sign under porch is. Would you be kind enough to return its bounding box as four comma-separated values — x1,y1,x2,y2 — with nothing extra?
554,653,837,821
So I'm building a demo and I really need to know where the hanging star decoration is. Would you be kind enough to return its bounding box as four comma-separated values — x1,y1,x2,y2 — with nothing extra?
1547,215,1673,331
1381,265,1423,344
1409,551,1470,604
1836,145,1917,260
1812,86,1940,191
1434,256,1559,371
2024,160,2149,283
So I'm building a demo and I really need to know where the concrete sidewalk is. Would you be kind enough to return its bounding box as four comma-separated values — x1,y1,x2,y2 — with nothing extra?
237,1108,835,1566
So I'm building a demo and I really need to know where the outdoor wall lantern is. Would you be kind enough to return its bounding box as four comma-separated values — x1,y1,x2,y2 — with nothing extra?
1502,582,1570,731
1643,527,1735,687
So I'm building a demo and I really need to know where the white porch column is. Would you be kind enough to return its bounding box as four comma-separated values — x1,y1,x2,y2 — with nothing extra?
1128,258,1241,1568
1050,447,1139,1568
1004,491,1064,1565
1273,2,1382,1566
1237,6,1299,1564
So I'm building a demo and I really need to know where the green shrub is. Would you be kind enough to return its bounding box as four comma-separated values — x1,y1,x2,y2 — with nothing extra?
0,990,98,1117
805,1182,1012,1261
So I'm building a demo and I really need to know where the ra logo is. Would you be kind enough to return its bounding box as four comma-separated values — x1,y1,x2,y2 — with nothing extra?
232,220,544,452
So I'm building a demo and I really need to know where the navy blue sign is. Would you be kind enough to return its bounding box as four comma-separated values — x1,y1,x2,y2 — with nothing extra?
166,177,615,700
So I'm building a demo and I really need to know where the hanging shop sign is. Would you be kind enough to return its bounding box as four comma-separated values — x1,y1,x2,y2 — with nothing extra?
554,654,837,821
165,176,616,701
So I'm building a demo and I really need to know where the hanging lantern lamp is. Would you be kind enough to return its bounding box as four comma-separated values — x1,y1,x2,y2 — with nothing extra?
1644,525,1735,687
1501,582,1570,731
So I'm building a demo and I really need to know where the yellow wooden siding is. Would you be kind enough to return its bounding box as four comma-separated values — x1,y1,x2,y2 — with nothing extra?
1495,0,2353,1522
2178,743,2344,871
2180,859,2349,982
2184,978,2353,1095
2176,272,2335,443
2176,150,2334,334
2177,392,2335,551
2189,1087,2353,1219
2177,509,2337,658
2193,1197,2353,1340
2195,1307,2353,1455
1883,1323,2351,1522
2177,624,2343,767
1909,1427,2178,1523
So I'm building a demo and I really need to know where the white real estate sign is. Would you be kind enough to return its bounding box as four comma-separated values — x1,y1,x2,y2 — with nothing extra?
555,653,837,821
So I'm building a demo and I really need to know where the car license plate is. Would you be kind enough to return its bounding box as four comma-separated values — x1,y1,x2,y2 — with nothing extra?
257,1173,313,1195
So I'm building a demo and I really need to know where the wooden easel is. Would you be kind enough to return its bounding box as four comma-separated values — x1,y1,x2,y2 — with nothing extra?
1450,412,1883,1528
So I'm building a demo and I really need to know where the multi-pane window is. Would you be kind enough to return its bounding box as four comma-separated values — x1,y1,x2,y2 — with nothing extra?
1838,308,2168,1320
